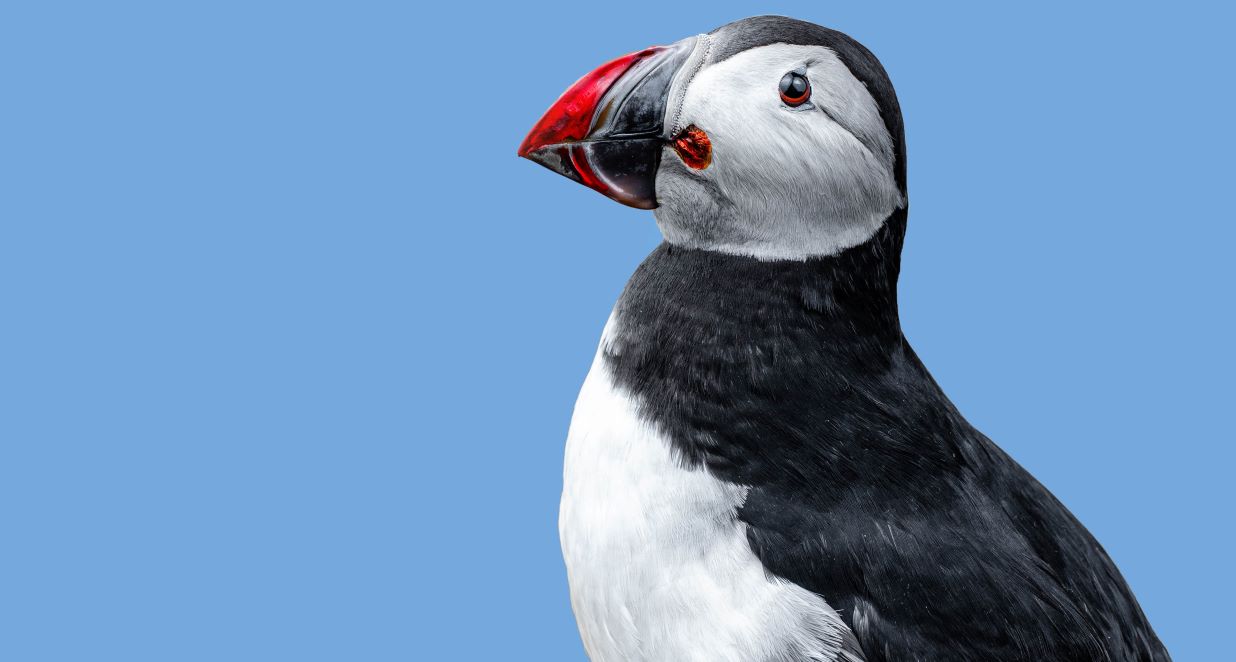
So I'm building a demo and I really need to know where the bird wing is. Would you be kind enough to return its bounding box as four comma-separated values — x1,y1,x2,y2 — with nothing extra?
603,243,1169,661
737,431,1171,662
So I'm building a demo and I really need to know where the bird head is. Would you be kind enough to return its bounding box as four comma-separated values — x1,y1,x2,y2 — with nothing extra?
519,16,907,260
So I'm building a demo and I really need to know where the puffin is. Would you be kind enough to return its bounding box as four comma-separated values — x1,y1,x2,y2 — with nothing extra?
518,15,1170,662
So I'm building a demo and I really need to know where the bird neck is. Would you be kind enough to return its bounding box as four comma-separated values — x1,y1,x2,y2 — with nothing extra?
604,208,920,473
615,207,907,350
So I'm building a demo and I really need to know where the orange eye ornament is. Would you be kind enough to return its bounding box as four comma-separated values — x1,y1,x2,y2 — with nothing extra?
779,71,811,107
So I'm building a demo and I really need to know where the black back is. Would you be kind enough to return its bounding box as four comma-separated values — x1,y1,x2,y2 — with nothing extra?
599,17,1169,661
604,230,1170,660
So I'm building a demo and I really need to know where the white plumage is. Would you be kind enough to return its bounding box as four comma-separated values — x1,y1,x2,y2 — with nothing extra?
559,316,859,662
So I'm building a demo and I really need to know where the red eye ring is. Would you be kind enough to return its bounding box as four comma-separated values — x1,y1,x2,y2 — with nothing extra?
779,71,811,106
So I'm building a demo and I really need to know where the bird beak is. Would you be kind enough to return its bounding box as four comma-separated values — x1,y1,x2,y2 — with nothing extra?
518,36,700,209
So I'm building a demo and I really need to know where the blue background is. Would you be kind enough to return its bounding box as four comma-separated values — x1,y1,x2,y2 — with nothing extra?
2,1,1231,659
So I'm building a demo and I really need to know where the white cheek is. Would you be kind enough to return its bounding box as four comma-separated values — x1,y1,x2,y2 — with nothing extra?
683,69,894,213
658,43,903,260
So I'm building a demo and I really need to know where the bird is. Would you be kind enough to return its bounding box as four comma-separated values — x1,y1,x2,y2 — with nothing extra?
518,15,1170,662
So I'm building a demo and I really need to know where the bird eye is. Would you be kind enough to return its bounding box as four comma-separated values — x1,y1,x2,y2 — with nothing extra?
779,71,811,107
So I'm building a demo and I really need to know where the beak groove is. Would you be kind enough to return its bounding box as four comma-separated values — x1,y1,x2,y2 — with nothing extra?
519,37,700,209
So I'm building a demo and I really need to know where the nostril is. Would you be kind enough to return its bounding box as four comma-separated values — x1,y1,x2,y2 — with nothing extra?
671,125,712,170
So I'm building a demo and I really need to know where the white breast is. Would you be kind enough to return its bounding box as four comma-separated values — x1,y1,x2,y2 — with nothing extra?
559,315,857,662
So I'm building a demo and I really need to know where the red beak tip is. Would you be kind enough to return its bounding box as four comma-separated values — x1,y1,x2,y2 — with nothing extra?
521,43,681,209
519,47,663,161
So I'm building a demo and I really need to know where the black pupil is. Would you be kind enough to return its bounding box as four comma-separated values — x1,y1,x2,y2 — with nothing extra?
780,72,809,101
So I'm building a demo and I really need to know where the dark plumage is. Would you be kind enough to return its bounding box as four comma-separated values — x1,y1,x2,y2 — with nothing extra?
524,15,1170,661
605,216,1169,660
